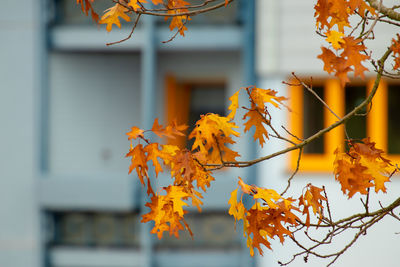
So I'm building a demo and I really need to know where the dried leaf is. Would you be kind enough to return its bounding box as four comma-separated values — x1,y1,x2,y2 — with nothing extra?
100,3,131,32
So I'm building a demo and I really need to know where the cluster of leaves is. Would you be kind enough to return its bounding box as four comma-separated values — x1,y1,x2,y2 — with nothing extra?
126,87,297,253
125,85,397,257
334,138,395,198
75,0,400,264
315,0,375,86
229,179,328,256
392,34,400,70
77,0,230,40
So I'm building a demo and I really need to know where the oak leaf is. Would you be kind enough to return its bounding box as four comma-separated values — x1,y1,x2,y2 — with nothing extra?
100,3,131,32
126,143,148,185
152,118,188,139
391,34,400,70
227,90,240,120
165,0,191,36
334,138,393,197
165,185,190,216
189,113,240,163
127,0,147,11
299,184,326,227
126,126,144,140
243,109,269,147
77,0,99,22
141,190,190,239
143,143,165,177
325,30,345,50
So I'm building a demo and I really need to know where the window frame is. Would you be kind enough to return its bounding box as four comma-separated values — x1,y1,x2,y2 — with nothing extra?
288,79,345,172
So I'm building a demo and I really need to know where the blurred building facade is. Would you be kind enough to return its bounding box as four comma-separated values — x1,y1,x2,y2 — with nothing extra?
1,0,256,267
1,1,400,267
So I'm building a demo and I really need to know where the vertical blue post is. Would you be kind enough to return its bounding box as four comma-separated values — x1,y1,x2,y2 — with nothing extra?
38,1,51,266
139,13,156,267
242,0,256,267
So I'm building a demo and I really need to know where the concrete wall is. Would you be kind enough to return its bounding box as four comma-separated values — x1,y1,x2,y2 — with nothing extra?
0,0,41,266
48,52,142,175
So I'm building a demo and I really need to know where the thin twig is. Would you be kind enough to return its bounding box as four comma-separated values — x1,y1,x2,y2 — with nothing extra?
106,13,142,46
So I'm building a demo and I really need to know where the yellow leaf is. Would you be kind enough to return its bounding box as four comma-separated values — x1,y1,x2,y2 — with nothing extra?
127,0,147,11
227,90,240,120
325,30,345,50
243,109,269,147
165,186,189,216
126,126,144,140
253,188,281,209
100,3,131,32
359,155,391,193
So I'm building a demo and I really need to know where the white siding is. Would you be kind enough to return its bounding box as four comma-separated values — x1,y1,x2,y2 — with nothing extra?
257,0,400,77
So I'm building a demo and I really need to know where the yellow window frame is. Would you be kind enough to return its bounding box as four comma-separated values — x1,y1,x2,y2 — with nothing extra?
288,79,345,172
288,78,398,172
367,80,400,163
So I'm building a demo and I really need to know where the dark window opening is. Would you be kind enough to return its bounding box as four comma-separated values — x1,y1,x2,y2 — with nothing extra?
303,86,324,154
388,85,400,154
345,85,367,147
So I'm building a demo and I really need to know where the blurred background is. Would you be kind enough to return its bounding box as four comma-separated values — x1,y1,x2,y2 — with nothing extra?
1,0,400,267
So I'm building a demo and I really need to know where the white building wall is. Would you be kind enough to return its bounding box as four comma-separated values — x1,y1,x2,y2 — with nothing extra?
256,1,400,266
48,52,142,175
0,0,41,266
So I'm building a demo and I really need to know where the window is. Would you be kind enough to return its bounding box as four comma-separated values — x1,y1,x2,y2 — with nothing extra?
165,75,226,149
288,78,397,172
288,79,345,172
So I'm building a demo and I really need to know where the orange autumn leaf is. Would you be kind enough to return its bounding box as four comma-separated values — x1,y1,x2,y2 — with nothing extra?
227,90,240,120
352,139,393,193
314,0,375,31
77,0,99,22
234,178,300,256
151,0,164,5
165,185,190,216
298,184,326,227
243,87,286,147
391,34,400,70
171,149,215,192
243,109,269,147
100,3,131,32
334,138,393,197
334,149,373,198
165,0,191,36
246,204,273,255
238,177,254,195
246,201,299,256
141,186,191,239
318,37,369,86
250,88,287,109
143,143,165,177
189,113,240,163
126,143,148,185
152,118,188,139
127,0,148,11
341,36,369,78
252,187,281,209
228,187,246,223
126,126,144,140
